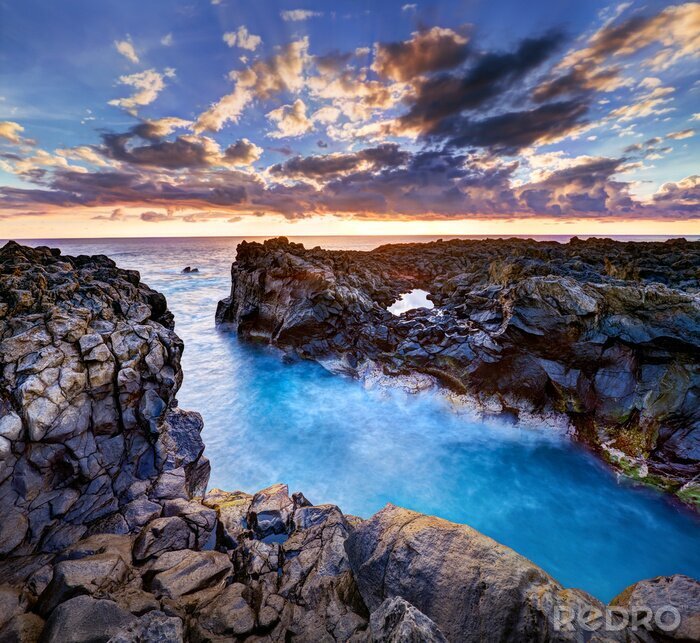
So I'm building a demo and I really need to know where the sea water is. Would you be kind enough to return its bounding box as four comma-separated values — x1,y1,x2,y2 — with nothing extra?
387,289,434,315
17,235,700,602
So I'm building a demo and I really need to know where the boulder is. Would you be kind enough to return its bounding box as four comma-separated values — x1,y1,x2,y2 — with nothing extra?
370,596,447,643
194,582,256,638
37,551,130,616
611,574,700,640
247,483,294,538
107,610,184,642
149,551,232,599
346,504,617,643
132,517,195,562
42,595,136,643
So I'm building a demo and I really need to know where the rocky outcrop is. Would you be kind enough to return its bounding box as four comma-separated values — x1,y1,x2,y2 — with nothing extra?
1,241,698,642
216,237,700,505
2,479,698,642
0,241,210,557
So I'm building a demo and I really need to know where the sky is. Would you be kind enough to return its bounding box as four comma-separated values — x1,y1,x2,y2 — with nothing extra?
0,0,698,238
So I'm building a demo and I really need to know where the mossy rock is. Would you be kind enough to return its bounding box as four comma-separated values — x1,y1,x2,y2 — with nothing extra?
677,483,700,509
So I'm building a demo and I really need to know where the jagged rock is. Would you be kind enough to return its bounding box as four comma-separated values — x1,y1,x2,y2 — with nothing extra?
216,237,700,503
370,596,447,642
161,499,217,549
122,498,162,530
107,610,184,643
37,551,130,616
148,551,232,599
611,574,700,640
1,243,697,643
42,595,136,643
0,241,209,558
132,517,195,562
202,489,252,547
194,582,256,638
247,483,294,538
280,504,367,633
346,504,621,643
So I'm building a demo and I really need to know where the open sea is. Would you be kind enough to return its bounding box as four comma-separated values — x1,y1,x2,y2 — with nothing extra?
12,235,700,603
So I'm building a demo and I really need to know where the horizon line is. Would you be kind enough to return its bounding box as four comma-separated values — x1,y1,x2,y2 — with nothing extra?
4,233,700,243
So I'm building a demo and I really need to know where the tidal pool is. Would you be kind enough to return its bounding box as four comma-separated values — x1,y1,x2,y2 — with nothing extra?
30,236,700,603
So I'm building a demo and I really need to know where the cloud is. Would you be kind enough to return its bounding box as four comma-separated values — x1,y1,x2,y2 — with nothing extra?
307,67,405,122
271,143,409,179
92,207,126,221
101,127,261,169
608,86,674,122
409,98,586,154
402,4,417,11
311,106,341,124
56,145,111,167
223,26,262,51
397,32,565,139
665,128,695,140
3,146,698,221
108,68,175,115
652,175,699,212
114,39,139,64
4,148,88,176
267,99,313,138
542,2,700,103
194,38,309,132
314,51,352,74
281,9,323,22
561,3,700,71
140,210,172,222
161,33,174,47
132,117,192,139
223,138,263,165
193,86,252,134
0,121,28,144
372,27,469,81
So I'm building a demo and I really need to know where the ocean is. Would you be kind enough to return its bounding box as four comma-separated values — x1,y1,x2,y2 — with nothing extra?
12,235,700,603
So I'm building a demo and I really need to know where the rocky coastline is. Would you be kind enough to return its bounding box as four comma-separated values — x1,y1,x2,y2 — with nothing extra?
216,237,700,509
1,240,698,642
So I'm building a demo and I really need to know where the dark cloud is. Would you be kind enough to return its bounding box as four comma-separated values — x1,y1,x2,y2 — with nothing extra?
532,65,620,102
223,139,263,165
270,143,409,179
102,133,214,169
427,99,589,153
100,129,261,169
532,5,700,104
372,27,470,81
516,158,636,215
2,149,698,221
398,32,566,138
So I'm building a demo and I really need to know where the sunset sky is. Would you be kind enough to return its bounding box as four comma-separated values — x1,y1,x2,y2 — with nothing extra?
0,0,698,238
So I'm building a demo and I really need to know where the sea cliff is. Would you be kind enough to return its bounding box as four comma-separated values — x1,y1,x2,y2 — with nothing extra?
0,241,698,642
216,237,700,507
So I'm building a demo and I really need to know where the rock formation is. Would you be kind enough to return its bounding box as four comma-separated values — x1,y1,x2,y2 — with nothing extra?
0,241,210,558
1,241,698,642
216,237,700,506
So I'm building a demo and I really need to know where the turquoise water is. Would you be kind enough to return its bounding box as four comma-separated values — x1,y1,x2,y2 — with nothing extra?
21,236,700,602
